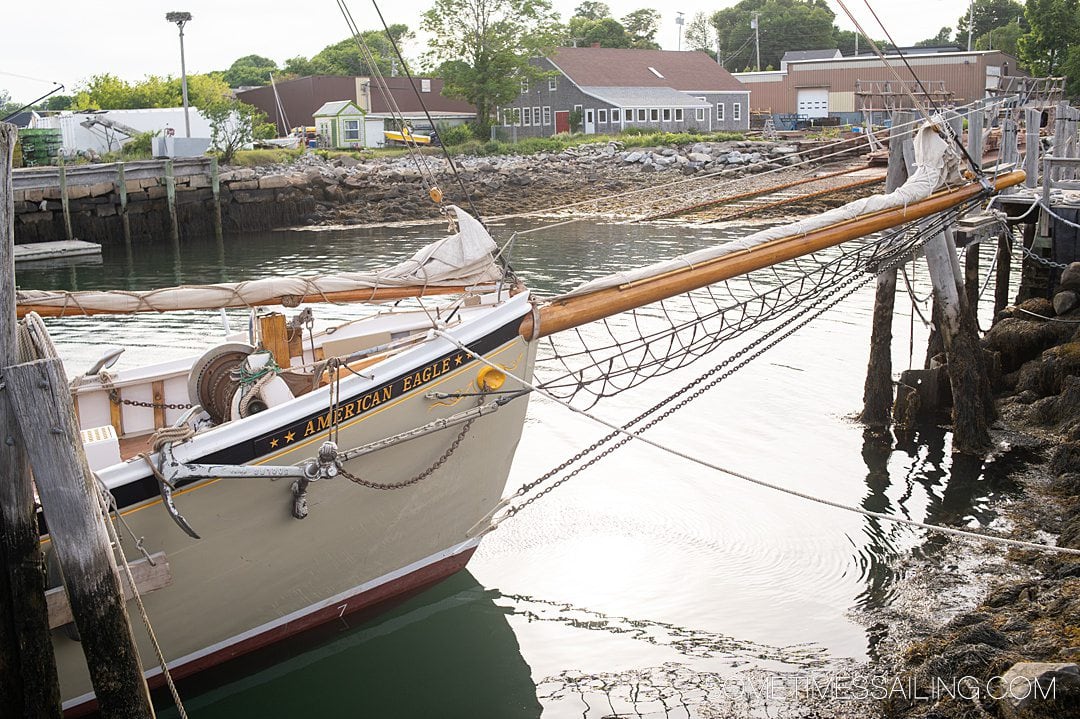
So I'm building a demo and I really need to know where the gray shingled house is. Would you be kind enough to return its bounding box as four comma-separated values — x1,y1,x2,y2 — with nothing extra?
500,48,750,138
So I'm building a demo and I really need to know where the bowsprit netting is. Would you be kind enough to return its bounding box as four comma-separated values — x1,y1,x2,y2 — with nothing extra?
534,202,978,409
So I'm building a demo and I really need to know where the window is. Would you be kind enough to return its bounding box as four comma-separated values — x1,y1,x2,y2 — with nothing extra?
695,107,705,122
716,103,725,121
637,108,646,122
598,109,608,123
522,107,532,126
343,119,360,141
534,106,541,125
649,108,659,122
420,79,431,93
662,108,671,122
674,108,683,122
733,103,742,121
520,78,528,94
612,108,621,122
513,108,521,126
548,77,557,91
543,106,552,125
574,104,582,113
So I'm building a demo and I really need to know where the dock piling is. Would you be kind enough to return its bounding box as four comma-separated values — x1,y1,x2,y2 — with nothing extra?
3,357,156,718
117,163,132,246
58,161,73,241
0,122,63,717
164,160,178,244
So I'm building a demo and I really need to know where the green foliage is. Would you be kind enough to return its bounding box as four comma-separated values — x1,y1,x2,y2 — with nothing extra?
915,27,954,47
286,25,413,78
712,0,837,72
955,0,1027,50
1019,0,1079,78
436,122,475,145
574,1,610,20
975,20,1024,54
223,55,279,88
122,131,157,158
569,108,583,133
228,148,305,167
620,8,661,49
567,16,632,48
422,0,562,136
684,11,717,56
71,72,234,112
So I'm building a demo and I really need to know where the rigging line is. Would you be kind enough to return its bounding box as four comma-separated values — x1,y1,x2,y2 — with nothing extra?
360,0,483,220
852,0,986,179
438,332,1080,557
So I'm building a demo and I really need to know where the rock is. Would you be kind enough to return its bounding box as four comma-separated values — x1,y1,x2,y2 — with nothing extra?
674,154,689,165
687,152,711,163
997,662,1080,719
1055,290,1079,316
1016,342,1080,397
475,161,496,173
660,148,677,156
624,151,644,163
1051,441,1080,476
654,155,677,166
691,142,710,155
638,163,656,173
335,155,361,168
983,316,1072,374
772,145,798,155
955,622,1011,649
219,168,257,182
1060,262,1080,292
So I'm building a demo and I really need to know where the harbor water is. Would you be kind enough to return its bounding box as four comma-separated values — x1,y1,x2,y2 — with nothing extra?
15,218,1021,717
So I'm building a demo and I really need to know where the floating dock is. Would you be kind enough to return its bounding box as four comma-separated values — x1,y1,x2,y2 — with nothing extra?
13,240,102,263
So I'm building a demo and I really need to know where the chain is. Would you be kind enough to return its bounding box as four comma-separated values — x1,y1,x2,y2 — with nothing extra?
337,417,475,490
1020,244,1071,270
507,269,873,518
111,394,194,410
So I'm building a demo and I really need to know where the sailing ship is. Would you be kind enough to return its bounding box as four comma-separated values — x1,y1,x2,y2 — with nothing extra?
16,113,1023,712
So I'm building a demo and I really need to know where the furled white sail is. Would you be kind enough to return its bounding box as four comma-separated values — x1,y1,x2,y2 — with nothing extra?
17,206,501,315
561,121,963,298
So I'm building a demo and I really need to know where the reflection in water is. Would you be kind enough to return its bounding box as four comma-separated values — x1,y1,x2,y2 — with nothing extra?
157,572,541,719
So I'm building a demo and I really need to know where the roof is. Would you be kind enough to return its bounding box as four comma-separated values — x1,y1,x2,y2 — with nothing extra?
6,111,38,128
549,48,744,92
313,100,362,117
364,77,476,115
781,49,842,63
581,87,713,107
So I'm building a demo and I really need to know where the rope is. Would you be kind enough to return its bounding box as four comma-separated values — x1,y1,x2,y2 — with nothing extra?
149,425,196,453
96,482,189,719
436,332,1080,557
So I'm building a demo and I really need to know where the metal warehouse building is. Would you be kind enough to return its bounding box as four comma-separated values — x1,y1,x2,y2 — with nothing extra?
733,49,1019,121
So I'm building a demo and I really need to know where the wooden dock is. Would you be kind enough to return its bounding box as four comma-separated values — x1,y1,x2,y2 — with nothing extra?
13,240,101,263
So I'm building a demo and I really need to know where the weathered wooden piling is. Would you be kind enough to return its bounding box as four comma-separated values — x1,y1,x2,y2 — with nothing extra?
4,357,155,718
860,111,913,429
117,163,132,246
164,160,179,244
210,156,223,243
58,161,73,241
0,122,63,717
963,103,985,308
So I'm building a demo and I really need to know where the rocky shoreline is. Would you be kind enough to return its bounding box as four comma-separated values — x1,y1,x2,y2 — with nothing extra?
231,139,814,226
852,267,1080,719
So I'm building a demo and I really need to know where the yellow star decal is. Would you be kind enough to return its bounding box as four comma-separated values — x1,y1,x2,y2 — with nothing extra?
454,355,463,365
270,438,279,448
284,431,296,443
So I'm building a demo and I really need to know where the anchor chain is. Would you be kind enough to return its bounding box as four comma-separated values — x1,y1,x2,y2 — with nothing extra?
336,417,475,490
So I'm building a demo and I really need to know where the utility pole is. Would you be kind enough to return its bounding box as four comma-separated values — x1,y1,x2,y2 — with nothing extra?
676,12,684,52
166,12,193,138
967,0,974,51
751,13,761,71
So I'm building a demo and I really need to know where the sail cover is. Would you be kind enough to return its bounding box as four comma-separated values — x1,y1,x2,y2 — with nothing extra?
561,121,963,298
17,206,501,314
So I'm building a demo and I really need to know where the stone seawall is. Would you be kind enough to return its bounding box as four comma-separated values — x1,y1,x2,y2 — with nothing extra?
11,159,316,244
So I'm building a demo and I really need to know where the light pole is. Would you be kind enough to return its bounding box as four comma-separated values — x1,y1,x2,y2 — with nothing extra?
967,0,974,51
676,12,684,51
751,13,761,71
166,11,192,138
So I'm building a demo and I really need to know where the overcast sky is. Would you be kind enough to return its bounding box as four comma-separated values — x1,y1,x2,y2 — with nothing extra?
1,0,979,104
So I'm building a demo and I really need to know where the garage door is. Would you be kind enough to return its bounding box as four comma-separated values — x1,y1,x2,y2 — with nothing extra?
797,88,829,118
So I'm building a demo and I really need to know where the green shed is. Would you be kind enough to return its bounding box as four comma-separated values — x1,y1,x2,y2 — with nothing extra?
313,100,368,150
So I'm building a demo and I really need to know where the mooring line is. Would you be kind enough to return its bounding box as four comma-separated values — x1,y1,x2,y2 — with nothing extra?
436,332,1080,557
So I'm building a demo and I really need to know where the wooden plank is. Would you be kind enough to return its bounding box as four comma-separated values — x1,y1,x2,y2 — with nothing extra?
12,240,101,263
3,357,154,717
46,553,172,630
0,121,63,715
110,387,124,437
151,380,166,429
258,313,291,369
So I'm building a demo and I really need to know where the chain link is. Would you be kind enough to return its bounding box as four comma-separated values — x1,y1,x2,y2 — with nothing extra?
112,394,194,410
1020,244,1071,270
337,418,474,490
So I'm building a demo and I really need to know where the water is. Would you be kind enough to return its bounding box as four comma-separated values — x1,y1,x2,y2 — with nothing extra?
15,221,1021,717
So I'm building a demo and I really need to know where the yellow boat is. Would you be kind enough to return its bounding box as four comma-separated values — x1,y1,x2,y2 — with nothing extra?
383,125,437,146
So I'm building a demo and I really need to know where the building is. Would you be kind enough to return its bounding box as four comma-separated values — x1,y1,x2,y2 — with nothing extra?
313,100,375,150
236,76,476,139
500,48,750,138
734,49,1018,122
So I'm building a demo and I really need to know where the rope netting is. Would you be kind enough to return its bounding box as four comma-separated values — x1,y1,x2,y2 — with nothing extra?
534,201,980,409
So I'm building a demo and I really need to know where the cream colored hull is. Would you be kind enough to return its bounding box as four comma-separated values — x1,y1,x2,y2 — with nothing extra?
55,307,536,711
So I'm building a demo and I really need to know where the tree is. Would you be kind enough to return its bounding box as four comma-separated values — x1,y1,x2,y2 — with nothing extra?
1018,0,1079,76
955,0,1027,50
684,11,717,56
567,16,632,47
574,1,610,20
283,56,320,77
310,26,414,76
621,8,661,49
222,55,279,88
422,0,562,137
975,20,1024,54
712,0,836,71
915,27,954,47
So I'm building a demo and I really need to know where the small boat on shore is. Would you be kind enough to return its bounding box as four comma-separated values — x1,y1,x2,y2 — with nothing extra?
18,122,1025,714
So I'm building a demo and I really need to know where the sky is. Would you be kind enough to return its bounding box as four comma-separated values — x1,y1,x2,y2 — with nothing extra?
0,0,981,105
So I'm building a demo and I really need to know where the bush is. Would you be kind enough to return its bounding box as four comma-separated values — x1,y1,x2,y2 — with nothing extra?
437,123,475,146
